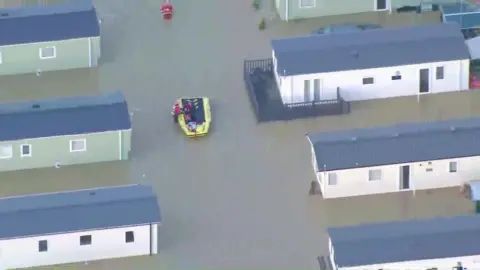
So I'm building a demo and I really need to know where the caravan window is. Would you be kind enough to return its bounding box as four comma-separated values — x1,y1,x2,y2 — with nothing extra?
39,46,56,59
328,173,337,185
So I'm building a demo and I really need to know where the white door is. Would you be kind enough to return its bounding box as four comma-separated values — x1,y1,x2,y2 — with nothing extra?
313,78,321,101
303,80,312,102
303,79,322,102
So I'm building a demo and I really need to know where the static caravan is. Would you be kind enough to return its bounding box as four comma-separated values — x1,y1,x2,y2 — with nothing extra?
0,0,67,8
0,90,131,172
272,23,470,103
306,117,480,199
328,215,480,269
275,0,391,20
274,0,455,21
0,184,161,270
0,0,100,76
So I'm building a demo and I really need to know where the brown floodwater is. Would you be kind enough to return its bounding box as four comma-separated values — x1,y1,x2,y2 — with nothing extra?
4,0,477,269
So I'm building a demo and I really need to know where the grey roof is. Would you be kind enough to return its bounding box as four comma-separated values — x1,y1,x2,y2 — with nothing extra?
328,215,480,267
307,117,480,171
0,184,161,240
0,0,99,46
0,91,131,141
272,23,469,76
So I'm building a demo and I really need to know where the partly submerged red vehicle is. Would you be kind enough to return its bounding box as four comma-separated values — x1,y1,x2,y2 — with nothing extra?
161,1,174,20
471,60,480,88
471,73,480,89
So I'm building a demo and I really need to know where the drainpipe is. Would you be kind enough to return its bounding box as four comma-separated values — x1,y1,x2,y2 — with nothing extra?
88,37,92,67
149,223,153,255
285,0,289,21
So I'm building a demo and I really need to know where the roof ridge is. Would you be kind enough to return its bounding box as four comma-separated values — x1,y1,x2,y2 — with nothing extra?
0,91,125,116
0,196,155,216
0,184,140,201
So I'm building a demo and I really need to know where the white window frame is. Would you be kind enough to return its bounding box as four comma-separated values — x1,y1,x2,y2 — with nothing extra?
0,51,3,64
299,0,315,8
436,66,445,80
70,139,86,152
20,144,32,157
368,169,382,181
39,46,56,60
327,173,337,185
449,161,458,173
0,145,13,159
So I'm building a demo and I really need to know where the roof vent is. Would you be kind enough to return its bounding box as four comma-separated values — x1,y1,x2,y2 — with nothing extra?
89,192,96,196
351,51,359,58
450,126,456,131
393,133,399,137
1,13,9,17
32,104,40,109
351,137,357,141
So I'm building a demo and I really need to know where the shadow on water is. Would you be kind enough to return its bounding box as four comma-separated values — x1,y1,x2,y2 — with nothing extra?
0,161,131,197
320,187,474,228
0,68,99,103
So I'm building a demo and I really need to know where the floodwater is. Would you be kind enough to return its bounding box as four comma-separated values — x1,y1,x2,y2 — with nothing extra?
1,0,478,269
0,68,99,102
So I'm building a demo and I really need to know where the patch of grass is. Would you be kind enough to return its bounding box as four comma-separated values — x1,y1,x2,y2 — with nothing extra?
258,17,266,30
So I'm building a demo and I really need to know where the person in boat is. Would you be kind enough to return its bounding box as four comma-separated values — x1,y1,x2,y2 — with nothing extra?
185,113,192,123
172,103,182,123
187,121,197,132
184,101,193,114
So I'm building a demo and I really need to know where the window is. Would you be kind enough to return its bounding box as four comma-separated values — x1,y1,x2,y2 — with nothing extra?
375,0,387,10
38,240,48,252
20,144,31,157
392,73,402,80
70,139,86,152
125,231,135,243
328,173,337,185
363,77,374,85
449,161,457,173
368,169,382,181
0,145,12,159
436,66,444,80
80,235,92,245
39,46,56,59
299,0,315,8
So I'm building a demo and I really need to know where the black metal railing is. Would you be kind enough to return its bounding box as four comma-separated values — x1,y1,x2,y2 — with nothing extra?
244,58,350,122
244,59,272,119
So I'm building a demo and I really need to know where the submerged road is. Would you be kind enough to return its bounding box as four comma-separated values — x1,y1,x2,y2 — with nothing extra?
0,1,477,269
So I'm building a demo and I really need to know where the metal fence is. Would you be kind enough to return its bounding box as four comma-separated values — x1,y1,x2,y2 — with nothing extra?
244,58,350,122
